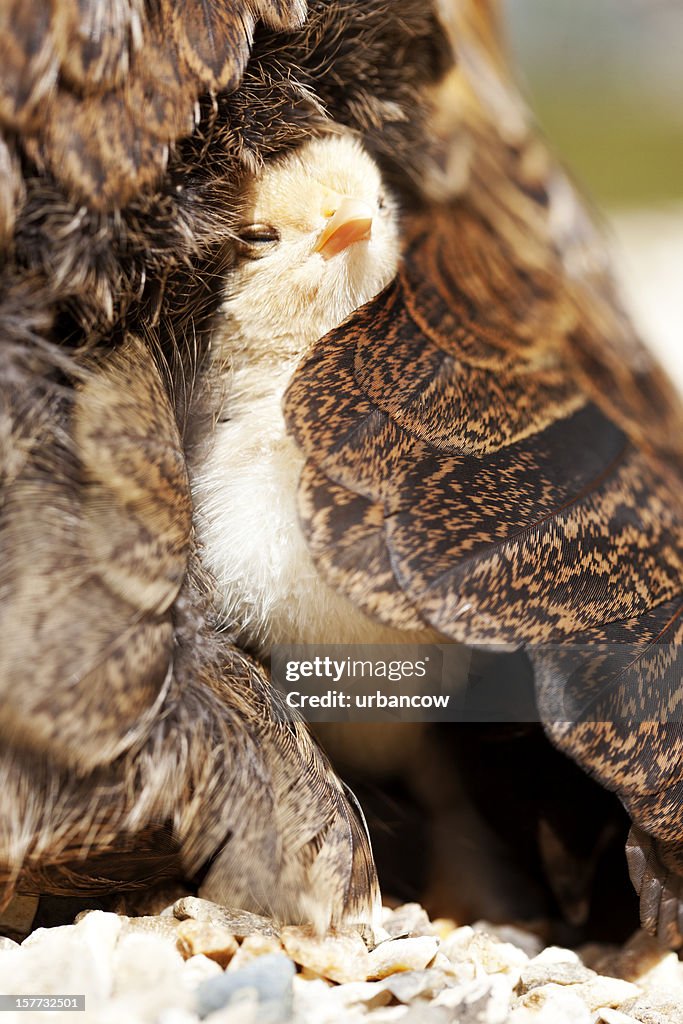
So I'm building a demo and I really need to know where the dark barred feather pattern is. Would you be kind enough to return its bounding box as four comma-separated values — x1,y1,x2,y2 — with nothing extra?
0,0,307,207
283,6,683,942
284,213,683,647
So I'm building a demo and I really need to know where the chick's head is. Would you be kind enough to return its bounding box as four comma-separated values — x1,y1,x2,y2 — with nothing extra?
225,135,400,356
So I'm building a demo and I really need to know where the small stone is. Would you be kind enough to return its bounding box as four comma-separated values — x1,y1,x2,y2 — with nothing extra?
583,931,667,984
203,998,259,1023
633,950,683,999
367,937,439,980
119,914,182,941
473,922,544,959
381,903,435,939
366,1008,411,1023
183,954,224,986
531,946,580,966
595,1008,642,1024
435,976,514,1024
195,953,295,1021
297,966,333,984
431,918,458,941
280,925,370,984
623,998,683,1024
21,923,74,947
228,935,285,972
429,951,460,973
396,1006,459,1023
571,976,641,1012
478,935,528,976
112,930,185,995
440,926,475,962
509,985,593,1024
5,912,120,1002
289,976,344,1024
327,979,393,1010
517,976,640,1017
157,1010,201,1024
455,932,528,978
174,898,277,938
381,968,449,1003
515,960,596,994
176,920,239,968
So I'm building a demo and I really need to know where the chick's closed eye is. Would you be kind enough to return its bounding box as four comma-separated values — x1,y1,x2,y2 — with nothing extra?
236,223,281,256
224,134,401,357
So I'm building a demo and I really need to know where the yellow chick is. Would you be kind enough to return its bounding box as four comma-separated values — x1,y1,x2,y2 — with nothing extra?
193,134,425,653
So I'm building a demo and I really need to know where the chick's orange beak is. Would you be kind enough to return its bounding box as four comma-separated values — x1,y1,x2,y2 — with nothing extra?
314,198,374,258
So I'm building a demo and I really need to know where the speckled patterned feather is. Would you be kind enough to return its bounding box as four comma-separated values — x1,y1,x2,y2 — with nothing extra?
284,212,683,647
283,7,683,942
0,335,190,773
0,333,378,929
0,0,307,207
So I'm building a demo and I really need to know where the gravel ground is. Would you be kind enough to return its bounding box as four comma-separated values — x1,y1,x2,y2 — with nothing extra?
1,898,682,1024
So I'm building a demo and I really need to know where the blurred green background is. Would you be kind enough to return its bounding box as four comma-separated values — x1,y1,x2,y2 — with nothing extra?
505,0,683,207
504,0,683,390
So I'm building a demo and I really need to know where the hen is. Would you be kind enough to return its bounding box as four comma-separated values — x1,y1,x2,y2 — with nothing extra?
1,0,682,947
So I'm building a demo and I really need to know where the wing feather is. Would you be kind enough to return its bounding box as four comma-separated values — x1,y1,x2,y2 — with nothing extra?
285,210,683,648
0,335,191,773
0,0,307,208
284,9,683,940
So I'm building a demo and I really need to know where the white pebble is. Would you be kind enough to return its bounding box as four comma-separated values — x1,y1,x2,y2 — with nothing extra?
326,980,391,1009
381,903,434,938
367,937,439,979
435,974,516,1018
595,1008,642,1024
509,985,593,1024
156,1010,200,1024
531,946,581,966
112,931,185,994
439,926,475,962
182,953,225,986
382,969,449,1003
176,919,238,967
516,960,596,992
571,976,641,1012
228,935,284,972
280,926,369,984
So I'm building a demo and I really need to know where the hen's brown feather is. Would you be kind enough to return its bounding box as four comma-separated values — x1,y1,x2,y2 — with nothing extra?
0,0,307,207
283,1,683,942
0,327,379,928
